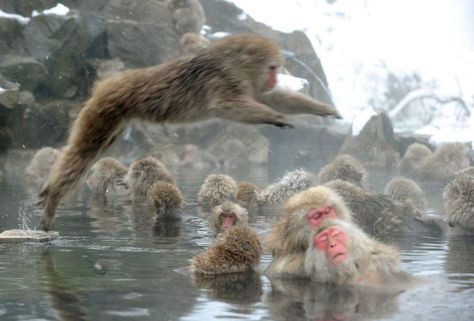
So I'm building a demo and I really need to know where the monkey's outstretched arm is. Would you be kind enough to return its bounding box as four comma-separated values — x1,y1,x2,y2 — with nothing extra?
212,98,294,128
259,89,341,118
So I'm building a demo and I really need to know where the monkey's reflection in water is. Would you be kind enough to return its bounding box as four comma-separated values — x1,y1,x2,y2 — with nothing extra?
266,278,402,321
192,271,263,305
41,251,88,321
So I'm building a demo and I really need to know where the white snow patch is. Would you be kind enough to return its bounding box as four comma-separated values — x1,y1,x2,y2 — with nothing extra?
32,3,70,17
0,87,5,94
276,74,308,92
0,10,30,24
351,108,377,136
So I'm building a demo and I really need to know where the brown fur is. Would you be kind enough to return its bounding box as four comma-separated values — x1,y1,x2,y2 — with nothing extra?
304,219,411,286
124,157,174,199
325,179,444,237
235,182,260,214
259,170,315,206
398,143,432,174
38,33,339,230
265,186,352,278
25,147,62,188
87,157,128,197
189,225,262,274
443,175,474,233
317,154,368,187
147,180,184,218
414,142,469,182
210,201,248,235
384,176,426,211
197,174,237,211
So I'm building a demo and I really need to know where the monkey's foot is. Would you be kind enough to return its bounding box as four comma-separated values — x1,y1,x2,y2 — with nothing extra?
40,215,54,232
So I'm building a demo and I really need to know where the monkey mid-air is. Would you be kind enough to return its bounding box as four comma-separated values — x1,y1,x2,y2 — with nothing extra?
39,33,341,231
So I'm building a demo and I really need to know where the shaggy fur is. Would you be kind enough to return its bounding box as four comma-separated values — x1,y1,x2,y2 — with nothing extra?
147,180,184,218
443,175,474,232
398,143,432,174
87,157,128,197
197,173,237,211
210,201,248,235
384,176,426,211
235,182,260,214
317,154,368,187
26,147,62,187
259,170,314,206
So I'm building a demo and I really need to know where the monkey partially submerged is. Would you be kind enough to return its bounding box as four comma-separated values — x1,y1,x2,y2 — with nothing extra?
209,201,249,236
39,33,340,230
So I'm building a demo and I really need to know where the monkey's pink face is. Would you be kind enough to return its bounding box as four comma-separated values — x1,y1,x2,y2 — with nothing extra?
221,212,236,230
314,226,348,265
265,65,278,90
307,206,336,228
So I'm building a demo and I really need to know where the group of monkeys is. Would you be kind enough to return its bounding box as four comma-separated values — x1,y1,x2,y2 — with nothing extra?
24,138,474,287
18,32,473,287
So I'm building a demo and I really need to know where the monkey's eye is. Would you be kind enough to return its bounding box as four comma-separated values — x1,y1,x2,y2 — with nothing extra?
317,235,328,243
269,65,278,71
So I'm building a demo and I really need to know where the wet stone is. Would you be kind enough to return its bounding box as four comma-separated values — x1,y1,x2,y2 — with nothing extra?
0,229,59,243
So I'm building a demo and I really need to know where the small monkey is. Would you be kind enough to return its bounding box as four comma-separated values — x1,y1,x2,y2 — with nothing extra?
197,173,237,211
398,143,432,175
168,0,205,36
304,219,412,286
443,175,474,234
384,176,426,211
39,33,339,230
210,201,248,236
414,142,470,182
123,157,174,199
147,180,184,218
25,147,62,188
180,32,210,55
86,157,128,198
235,182,260,215
189,225,262,275
265,186,352,278
259,169,314,207
317,154,368,187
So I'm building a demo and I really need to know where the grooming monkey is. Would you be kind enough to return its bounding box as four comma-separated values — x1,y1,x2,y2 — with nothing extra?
39,33,340,230
265,186,352,278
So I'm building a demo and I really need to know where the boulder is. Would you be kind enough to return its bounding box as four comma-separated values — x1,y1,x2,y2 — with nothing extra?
0,55,48,91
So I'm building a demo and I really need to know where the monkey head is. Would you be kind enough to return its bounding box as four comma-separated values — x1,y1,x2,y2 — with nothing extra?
314,225,348,265
284,186,352,230
211,201,248,235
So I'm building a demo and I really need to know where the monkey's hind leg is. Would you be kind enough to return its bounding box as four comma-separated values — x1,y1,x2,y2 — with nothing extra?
38,102,125,231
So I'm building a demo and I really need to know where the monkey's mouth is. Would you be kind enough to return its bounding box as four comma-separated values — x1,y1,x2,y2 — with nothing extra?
331,252,347,264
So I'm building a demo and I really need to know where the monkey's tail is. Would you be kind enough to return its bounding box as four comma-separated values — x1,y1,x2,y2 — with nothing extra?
38,100,125,231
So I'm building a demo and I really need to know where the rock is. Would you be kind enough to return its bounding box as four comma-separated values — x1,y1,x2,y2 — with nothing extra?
0,229,59,243
23,12,106,98
0,16,28,55
338,112,402,170
0,55,48,91
0,76,20,109
106,19,179,68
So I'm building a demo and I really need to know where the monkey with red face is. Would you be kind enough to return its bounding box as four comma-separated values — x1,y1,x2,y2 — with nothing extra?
305,219,413,286
210,201,248,236
39,33,340,231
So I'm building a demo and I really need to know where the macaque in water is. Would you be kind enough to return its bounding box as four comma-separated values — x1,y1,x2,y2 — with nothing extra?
384,176,426,212
38,33,340,230
25,147,62,188
123,157,174,199
259,169,314,207
325,179,445,237
147,180,184,218
414,142,470,182
235,182,260,215
189,225,262,275
304,219,412,286
443,175,474,234
86,157,128,199
317,154,368,187
210,201,248,236
177,144,220,170
398,143,432,175
180,32,210,55
265,186,352,278
197,173,237,211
